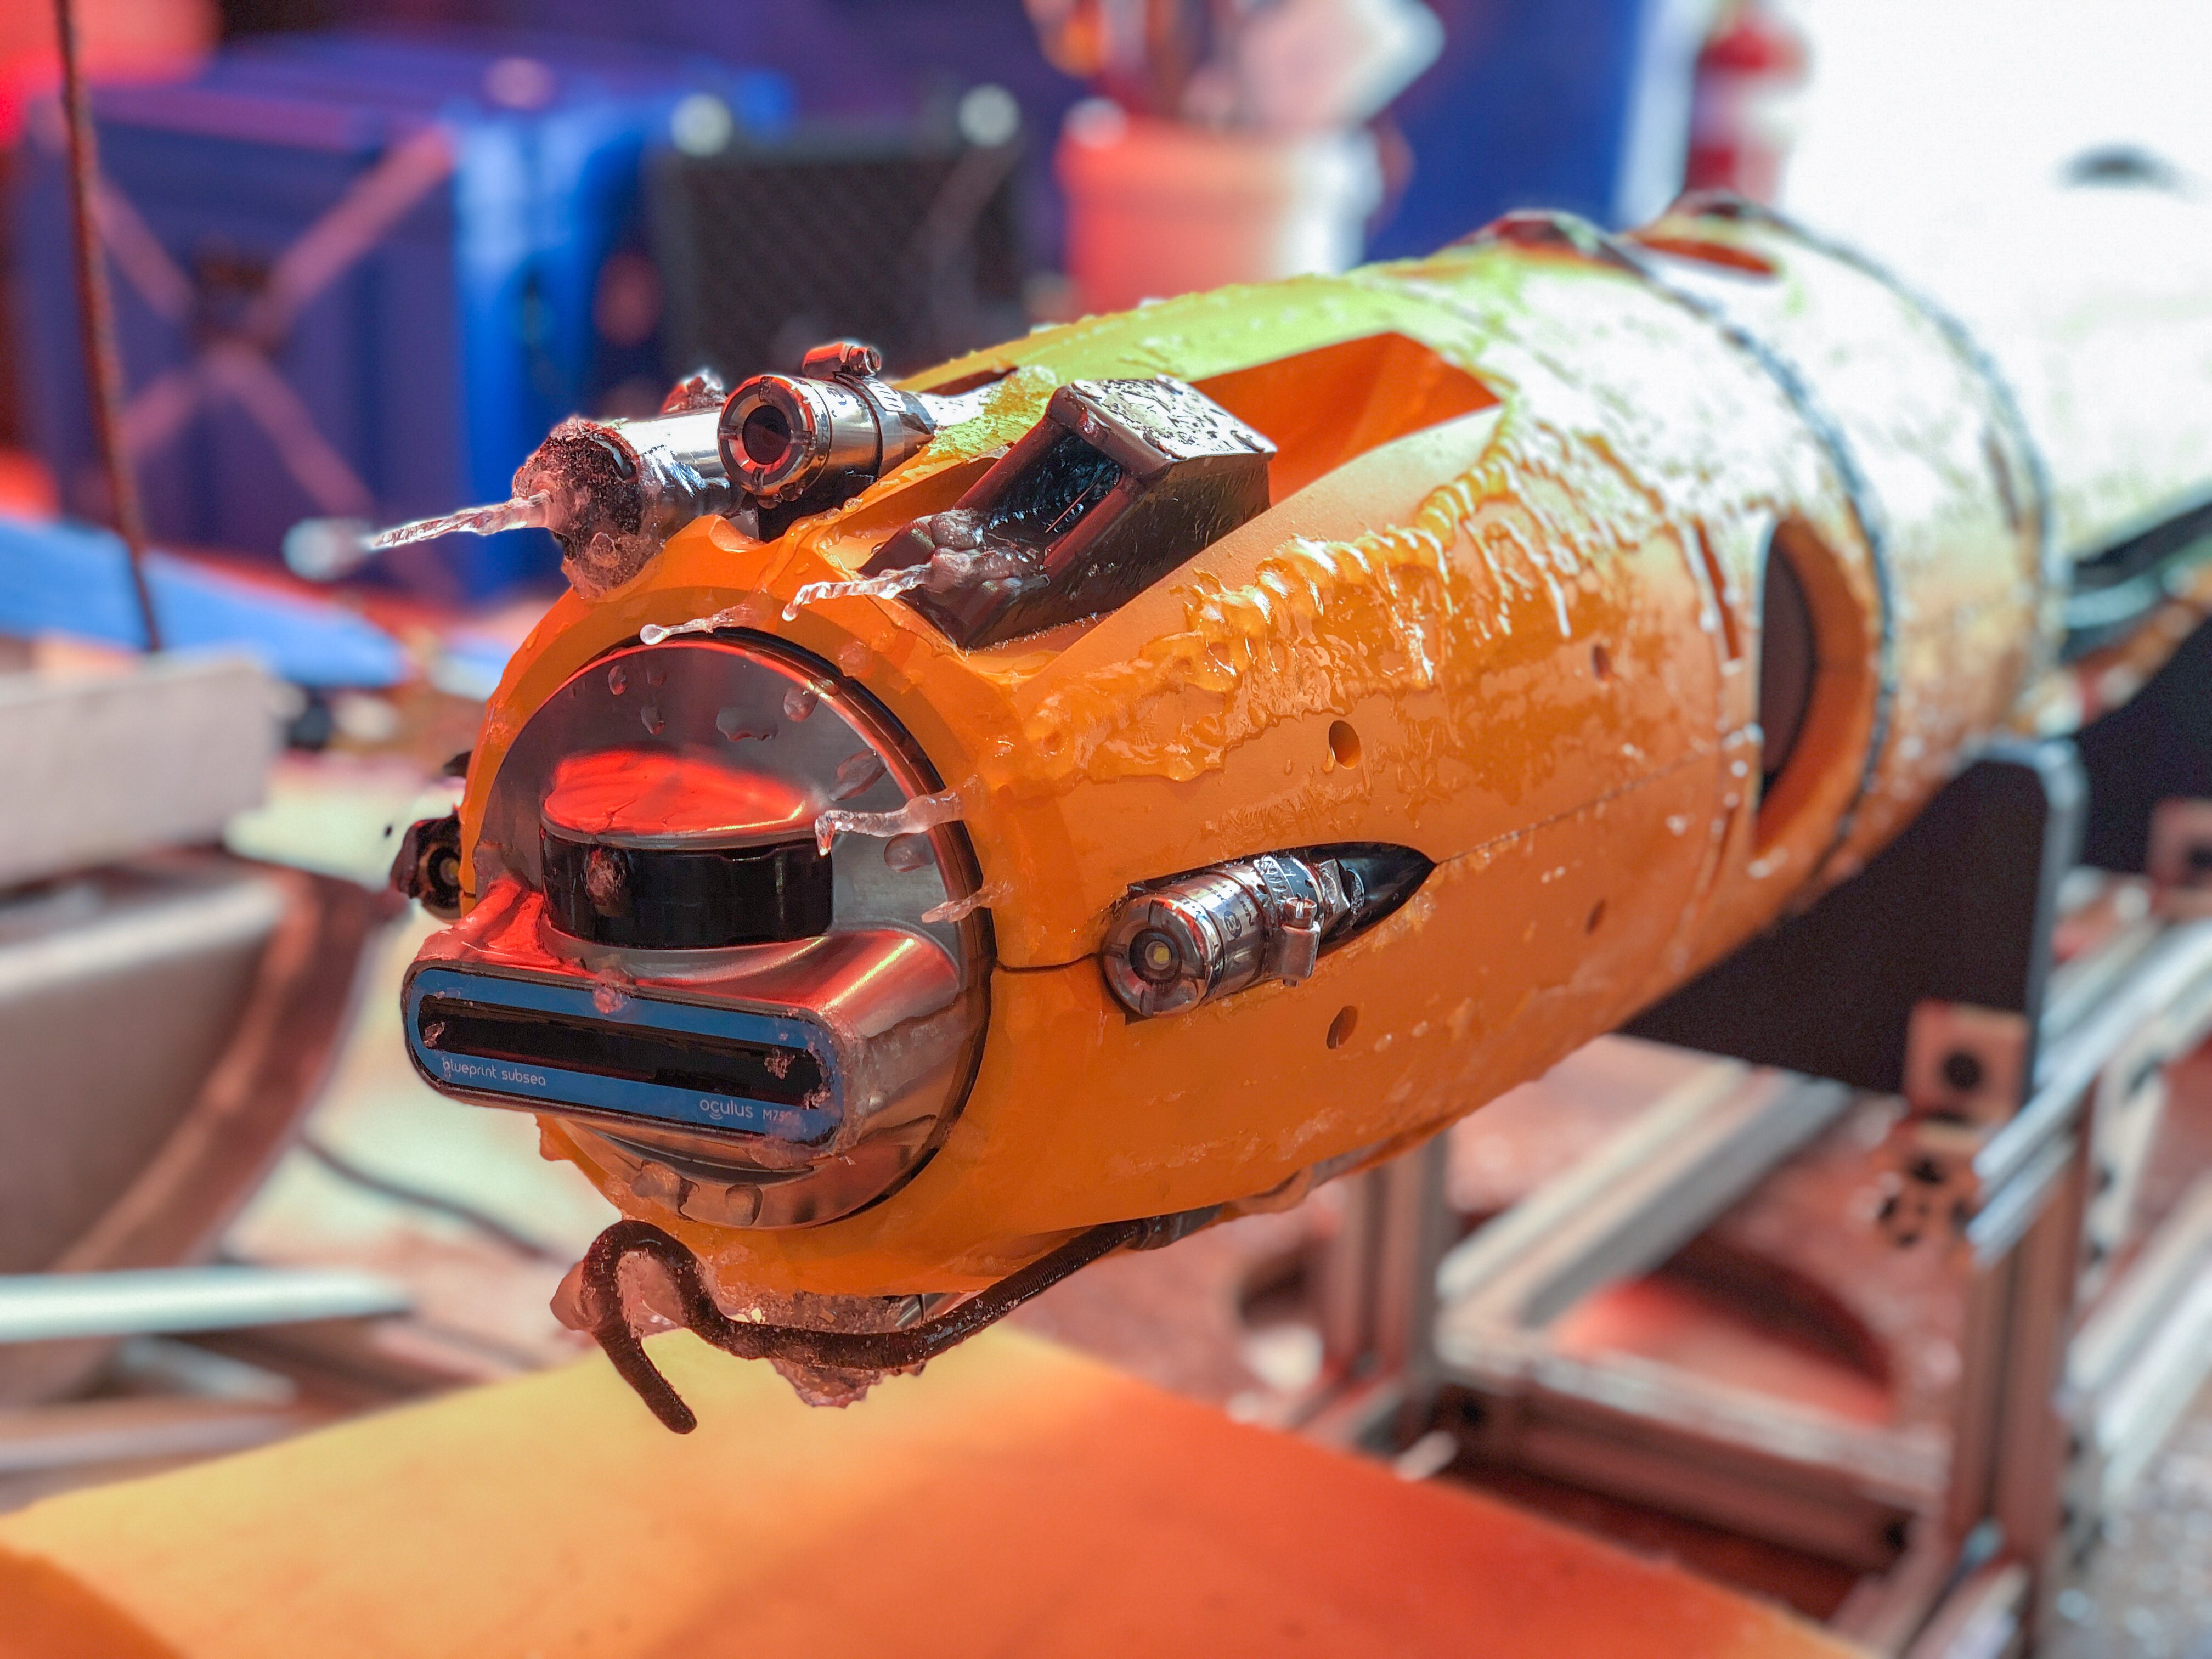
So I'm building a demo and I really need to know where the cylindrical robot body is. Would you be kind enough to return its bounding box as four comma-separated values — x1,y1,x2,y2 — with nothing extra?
434,195,2210,1296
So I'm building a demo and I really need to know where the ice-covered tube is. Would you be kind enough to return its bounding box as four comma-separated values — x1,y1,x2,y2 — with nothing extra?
398,187,2212,1408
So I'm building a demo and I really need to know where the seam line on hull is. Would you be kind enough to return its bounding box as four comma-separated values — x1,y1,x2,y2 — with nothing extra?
1359,217,1897,876
1594,219,1899,877
1002,736,1739,976
1673,193,2062,640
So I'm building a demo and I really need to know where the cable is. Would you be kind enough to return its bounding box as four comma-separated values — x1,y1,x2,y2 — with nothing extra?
52,0,162,651
582,1217,1146,1432
295,1134,571,1265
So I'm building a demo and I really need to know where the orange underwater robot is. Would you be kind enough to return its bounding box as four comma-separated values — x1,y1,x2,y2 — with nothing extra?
387,192,2212,1423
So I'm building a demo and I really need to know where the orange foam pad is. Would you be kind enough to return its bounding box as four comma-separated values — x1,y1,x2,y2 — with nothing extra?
0,1329,1863,1659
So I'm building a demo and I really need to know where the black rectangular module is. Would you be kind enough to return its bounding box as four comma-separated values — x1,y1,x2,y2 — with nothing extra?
868,376,1274,650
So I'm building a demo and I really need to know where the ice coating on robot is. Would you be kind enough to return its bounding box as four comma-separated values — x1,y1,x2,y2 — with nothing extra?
369,490,554,552
812,789,964,858
780,524,1045,621
408,189,2212,1415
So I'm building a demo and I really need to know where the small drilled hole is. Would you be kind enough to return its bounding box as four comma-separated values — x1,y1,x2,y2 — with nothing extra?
1591,642,1612,680
1585,899,1606,933
1327,1006,1358,1049
1328,720,1361,768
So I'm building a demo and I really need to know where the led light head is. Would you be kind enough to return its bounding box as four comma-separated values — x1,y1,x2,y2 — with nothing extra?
403,636,993,1228
1102,848,1435,1019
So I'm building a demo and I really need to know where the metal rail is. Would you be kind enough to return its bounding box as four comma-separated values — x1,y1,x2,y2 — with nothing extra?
0,1266,411,1344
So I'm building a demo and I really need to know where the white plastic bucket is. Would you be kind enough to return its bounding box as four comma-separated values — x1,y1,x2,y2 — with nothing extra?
1055,104,1383,314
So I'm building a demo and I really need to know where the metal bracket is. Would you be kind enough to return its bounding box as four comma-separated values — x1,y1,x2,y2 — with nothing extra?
1902,1002,2032,1125
2075,615,2212,872
2146,798,2212,916
1627,739,2084,1099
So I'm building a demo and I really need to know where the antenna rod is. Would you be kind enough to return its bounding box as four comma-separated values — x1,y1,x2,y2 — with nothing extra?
52,0,162,651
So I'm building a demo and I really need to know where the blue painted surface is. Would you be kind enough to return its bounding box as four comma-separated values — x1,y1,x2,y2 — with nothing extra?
12,32,791,600
405,964,842,1143
1373,0,1666,257
0,513,408,687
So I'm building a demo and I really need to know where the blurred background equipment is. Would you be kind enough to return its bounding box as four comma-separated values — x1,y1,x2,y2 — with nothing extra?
1681,0,1806,202
650,90,1028,380
1033,0,1441,311
10,31,792,601
0,647,391,1414
0,0,216,147
3,0,1755,600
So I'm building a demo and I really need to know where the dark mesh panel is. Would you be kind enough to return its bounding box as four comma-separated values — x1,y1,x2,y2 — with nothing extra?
648,137,1026,382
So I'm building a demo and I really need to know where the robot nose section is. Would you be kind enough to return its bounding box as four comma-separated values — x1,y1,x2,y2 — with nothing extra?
402,635,995,1229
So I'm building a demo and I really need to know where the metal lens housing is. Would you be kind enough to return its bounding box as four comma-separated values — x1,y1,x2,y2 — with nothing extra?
1102,871,1269,1018
403,634,991,1229
719,374,882,504
537,752,831,949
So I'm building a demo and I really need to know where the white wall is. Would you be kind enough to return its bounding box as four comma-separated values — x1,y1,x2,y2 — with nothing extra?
1782,0,2212,242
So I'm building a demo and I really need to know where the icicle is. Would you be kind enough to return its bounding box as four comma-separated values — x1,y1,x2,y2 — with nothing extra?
778,540,1046,621
641,605,744,646
782,567,932,621
921,882,1007,924
370,492,552,552
812,789,962,857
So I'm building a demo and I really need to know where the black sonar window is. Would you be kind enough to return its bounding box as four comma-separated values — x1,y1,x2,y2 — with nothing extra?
416,994,825,1107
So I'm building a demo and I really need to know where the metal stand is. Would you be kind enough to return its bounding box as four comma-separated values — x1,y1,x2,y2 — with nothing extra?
1317,625,2212,1658
1625,742,2089,1649
1302,1136,1451,1448
2073,617,2212,874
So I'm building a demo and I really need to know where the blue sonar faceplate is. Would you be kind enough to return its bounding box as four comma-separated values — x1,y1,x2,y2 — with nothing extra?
404,965,841,1144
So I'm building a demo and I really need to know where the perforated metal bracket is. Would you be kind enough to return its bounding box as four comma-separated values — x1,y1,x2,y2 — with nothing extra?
1903,1001,2031,1125
2146,797,2212,917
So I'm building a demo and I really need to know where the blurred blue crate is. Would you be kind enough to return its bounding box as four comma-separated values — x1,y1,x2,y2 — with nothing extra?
1373,0,1702,259
0,515,407,687
12,33,791,601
